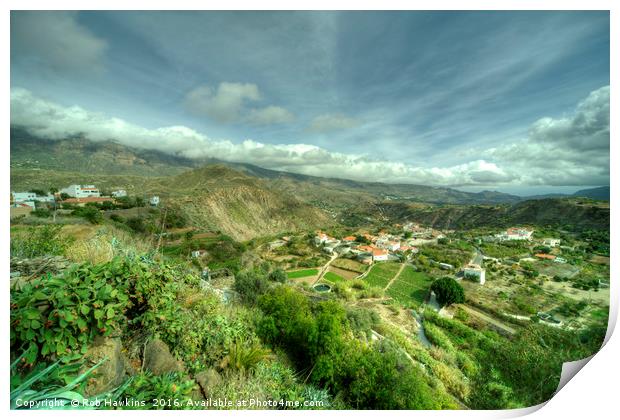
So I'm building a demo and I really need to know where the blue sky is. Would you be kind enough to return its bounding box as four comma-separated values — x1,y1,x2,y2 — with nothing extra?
10,11,610,195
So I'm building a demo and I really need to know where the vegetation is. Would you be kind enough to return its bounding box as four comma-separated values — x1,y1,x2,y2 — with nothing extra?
286,268,319,279
431,277,465,306
9,157,610,410
363,262,401,289
386,266,432,307
10,225,72,258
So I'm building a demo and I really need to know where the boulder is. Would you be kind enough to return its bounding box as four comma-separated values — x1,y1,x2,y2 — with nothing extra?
143,338,184,375
194,368,222,398
81,335,126,397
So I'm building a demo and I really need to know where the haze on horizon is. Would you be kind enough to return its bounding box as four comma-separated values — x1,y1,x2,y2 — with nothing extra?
10,11,610,196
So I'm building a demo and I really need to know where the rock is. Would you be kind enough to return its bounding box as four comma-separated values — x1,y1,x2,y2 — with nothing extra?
143,339,184,375
81,336,126,397
194,368,221,398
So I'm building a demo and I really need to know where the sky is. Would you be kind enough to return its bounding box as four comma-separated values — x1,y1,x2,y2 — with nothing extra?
10,11,610,195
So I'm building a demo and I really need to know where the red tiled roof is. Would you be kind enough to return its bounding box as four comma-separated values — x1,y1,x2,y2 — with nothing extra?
372,248,388,256
535,253,556,260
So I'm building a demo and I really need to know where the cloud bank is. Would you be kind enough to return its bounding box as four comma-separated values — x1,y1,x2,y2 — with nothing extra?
10,86,609,188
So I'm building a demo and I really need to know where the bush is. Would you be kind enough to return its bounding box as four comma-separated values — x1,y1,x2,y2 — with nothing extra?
71,206,103,224
10,225,71,258
431,277,465,306
116,372,195,409
234,271,269,304
110,214,125,223
268,268,287,283
126,217,147,233
10,258,178,364
31,208,51,218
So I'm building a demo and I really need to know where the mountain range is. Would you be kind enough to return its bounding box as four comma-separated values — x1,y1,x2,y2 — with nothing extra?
10,129,610,239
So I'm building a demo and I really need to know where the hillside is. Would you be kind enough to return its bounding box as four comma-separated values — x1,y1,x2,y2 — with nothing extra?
370,198,610,232
160,166,334,240
11,130,521,206
572,186,610,201
10,128,197,177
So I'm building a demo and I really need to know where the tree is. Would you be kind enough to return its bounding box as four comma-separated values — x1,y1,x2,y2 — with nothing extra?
60,192,70,200
268,268,287,283
234,271,269,304
431,277,465,306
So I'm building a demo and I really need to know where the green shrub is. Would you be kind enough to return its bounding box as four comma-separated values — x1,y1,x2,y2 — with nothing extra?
116,372,195,410
234,271,269,304
110,214,125,223
10,225,71,258
431,277,465,306
10,258,178,364
71,207,103,224
31,208,52,218
268,268,287,283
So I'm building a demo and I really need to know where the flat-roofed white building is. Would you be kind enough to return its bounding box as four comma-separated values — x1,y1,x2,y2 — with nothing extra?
112,189,127,198
60,184,100,198
464,264,486,285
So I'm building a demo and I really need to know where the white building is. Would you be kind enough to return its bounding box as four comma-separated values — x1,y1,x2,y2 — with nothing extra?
464,264,486,285
12,192,37,202
438,262,454,270
496,227,533,241
149,196,160,206
542,238,561,247
12,192,55,203
111,189,127,198
60,185,100,198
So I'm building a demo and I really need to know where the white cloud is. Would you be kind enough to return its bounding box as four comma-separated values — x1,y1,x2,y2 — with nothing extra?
184,82,295,126
246,106,295,125
487,85,610,186
11,12,108,73
10,87,608,188
307,114,359,133
184,82,260,123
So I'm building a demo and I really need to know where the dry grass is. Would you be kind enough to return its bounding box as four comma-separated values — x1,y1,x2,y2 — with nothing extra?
65,225,152,264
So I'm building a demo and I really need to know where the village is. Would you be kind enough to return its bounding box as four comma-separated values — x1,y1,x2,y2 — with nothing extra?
10,184,161,218
256,219,609,338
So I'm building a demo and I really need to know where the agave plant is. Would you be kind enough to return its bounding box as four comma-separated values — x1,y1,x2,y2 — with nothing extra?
10,354,131,410
226,339,271,374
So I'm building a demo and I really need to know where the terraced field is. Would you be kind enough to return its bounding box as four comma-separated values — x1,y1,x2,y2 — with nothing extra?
364,262,401,289
287,268,319,279
386,265,432,307
324,271,346,283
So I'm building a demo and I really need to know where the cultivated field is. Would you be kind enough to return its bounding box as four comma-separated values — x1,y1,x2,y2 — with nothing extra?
386,265,432,307
363,262,401,289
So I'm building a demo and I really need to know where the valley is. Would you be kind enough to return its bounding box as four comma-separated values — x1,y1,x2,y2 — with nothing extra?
9,143,610,410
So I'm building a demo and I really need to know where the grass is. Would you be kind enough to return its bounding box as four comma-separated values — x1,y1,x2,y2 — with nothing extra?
330,258,367,273
324,271,346,283
386,266,432,307
287,268,319,279
363,262,401,289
